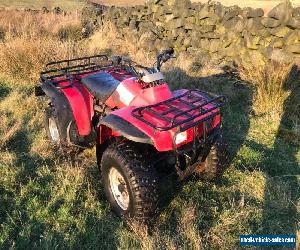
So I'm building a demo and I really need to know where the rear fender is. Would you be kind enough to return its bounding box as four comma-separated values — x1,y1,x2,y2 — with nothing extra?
41,81,93,137
60,83,93,136
40,82,74,142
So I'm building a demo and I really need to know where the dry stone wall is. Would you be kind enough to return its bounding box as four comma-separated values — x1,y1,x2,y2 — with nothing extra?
98,0,300,63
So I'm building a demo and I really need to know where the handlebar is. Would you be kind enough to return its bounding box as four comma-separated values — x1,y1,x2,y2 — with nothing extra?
156,48,175,71
110,48,175,80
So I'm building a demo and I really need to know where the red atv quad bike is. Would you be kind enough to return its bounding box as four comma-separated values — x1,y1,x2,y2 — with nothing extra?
35,49,228,221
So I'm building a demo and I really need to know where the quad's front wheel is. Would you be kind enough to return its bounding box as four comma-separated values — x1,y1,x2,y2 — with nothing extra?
101,142,159,221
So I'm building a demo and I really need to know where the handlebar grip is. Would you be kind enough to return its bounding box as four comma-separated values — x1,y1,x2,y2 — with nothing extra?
111,56,122,65
156,48,175,70
164,48,174,55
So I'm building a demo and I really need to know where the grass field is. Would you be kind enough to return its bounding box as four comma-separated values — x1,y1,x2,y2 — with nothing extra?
94,0,300,9
1,0,300,10
0,0,87,10
0,8,299,250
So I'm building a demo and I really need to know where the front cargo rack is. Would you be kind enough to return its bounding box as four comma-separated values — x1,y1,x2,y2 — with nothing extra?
131,90,226,132
40,54,110,83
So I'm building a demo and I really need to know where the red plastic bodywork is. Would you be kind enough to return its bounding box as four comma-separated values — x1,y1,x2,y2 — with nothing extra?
58,79,93,136
55,68,221,152
106,78,173,108
55,68,132,136
110,105,220,152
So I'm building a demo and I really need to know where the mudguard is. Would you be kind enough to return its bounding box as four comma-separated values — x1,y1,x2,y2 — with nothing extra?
40,81,75,142
40,80,93,139
104,107,178,151
100,114,152,145
59,82,93,136
103,89,222,152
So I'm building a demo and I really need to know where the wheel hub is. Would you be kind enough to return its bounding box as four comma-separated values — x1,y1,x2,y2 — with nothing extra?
118,183,126,193
48,118,60,142
108,167,129,210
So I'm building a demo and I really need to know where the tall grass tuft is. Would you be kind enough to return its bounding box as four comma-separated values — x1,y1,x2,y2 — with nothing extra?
238,58,296,115
0,10,81,39
0,12,153,83
0,112,22,149
0,38,88,82
0,10,84,82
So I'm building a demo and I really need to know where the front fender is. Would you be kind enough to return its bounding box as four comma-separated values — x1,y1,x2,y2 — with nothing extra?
100,114,153,145
102,107,176,151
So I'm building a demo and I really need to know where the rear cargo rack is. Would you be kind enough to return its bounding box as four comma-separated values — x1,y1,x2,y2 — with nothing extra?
132,90,226,132
40,54,111,83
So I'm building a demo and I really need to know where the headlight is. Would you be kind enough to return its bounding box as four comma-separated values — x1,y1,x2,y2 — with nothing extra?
175,131,187,145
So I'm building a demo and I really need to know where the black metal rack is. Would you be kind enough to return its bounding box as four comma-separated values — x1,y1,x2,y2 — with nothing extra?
40,54,111,83
131,90,226,132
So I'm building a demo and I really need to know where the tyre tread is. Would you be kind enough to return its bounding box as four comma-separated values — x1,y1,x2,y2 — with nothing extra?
101,141,159,221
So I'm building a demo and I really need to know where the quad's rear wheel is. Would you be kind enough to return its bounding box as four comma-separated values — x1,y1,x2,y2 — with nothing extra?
44,107,80,153
101,142,159,221
45,108,60,143
194,133,229,181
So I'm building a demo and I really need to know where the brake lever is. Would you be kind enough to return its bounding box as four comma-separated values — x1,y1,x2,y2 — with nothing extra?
162,54,176,63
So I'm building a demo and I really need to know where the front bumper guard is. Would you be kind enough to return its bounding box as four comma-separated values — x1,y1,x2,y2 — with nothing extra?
173,125,221,180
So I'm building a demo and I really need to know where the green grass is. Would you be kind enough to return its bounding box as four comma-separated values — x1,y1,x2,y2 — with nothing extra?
0,0,87,10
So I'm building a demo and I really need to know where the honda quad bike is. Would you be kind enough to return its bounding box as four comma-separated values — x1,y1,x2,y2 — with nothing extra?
35,49,228,221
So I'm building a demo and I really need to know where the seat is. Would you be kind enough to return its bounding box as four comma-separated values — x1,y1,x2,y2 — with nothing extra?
81,72,120,102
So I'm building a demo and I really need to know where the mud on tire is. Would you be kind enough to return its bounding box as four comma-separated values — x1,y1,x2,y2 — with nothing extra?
194,133,229,181
101,141,159,221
